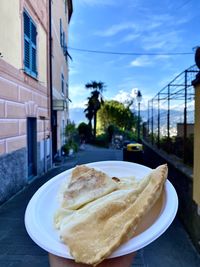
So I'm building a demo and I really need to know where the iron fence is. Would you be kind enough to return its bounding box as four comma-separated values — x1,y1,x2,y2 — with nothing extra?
144,64,199,164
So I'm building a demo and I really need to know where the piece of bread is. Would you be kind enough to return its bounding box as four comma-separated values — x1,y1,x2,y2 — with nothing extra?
59,164,168,266
60,165,118,210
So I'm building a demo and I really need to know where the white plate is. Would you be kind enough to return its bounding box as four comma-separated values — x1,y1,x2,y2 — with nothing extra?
25,161,178,259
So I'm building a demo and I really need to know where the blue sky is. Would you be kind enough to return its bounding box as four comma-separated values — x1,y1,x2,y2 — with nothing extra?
68,0,200,114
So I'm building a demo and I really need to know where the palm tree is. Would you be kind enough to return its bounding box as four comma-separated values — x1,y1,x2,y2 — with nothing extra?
84,97,94,133
85,81,105,138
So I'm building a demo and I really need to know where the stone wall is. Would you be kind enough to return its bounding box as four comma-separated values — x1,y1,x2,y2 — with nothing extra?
0,147,27,204
0,140,52,205
142,140,200,253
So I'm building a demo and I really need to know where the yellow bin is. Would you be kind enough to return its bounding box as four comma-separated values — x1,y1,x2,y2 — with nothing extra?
127,143,143,151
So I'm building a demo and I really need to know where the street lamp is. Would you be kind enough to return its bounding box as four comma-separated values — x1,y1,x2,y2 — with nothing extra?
136,90,142,142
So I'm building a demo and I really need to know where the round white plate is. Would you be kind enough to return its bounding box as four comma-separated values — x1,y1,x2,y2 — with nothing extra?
25,161,178,259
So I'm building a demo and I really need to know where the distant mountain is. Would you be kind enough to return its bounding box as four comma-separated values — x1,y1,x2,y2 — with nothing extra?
133,109,194,123
69,107,194,130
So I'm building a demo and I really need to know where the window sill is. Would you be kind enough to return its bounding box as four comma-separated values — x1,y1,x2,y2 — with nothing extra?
24,70,38,81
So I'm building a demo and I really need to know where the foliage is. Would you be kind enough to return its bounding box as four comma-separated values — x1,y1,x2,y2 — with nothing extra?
84,81,106,138
77,122,92,142
84,98,94,131
65,121,77,137
62,139,78,155
123,130,136,141
106,124,116,142
91,133,109,148
63,121,79,155
158,134,194,165
97,100,137,132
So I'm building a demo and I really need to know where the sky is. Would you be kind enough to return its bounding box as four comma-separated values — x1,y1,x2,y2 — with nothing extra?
68,0,200,119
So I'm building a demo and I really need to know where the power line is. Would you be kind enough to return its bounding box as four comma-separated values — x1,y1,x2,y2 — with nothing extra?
68,46,193,56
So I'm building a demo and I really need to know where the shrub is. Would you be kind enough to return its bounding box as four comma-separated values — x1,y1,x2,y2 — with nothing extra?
77,122,92,142
62,140,78,156
92,133,109,148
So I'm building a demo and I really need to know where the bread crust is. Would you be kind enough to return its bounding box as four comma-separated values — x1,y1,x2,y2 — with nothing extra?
60,164,168,266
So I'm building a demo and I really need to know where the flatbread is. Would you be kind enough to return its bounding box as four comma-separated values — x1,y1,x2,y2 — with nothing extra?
60,164,168,266
113,175,138,189
60,165,118,210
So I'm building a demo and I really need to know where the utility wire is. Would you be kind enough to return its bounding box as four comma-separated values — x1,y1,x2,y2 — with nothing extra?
68,46,193,56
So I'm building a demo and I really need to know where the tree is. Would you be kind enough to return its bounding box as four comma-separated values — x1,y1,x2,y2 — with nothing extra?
77,122,92,142
84,81,105,138
97,100,137,132
84,97,94,133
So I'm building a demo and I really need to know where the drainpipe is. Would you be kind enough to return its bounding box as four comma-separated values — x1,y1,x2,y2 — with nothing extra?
40,116,47,172
49,0,53,165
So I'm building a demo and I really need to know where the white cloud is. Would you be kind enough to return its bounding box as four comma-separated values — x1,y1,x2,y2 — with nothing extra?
130,54,172,68
69,84,89,108
69,68,79,76
142,30,183,51
96,22,138,37
130,56,154,67
113,88,138,104
69,99,88,109
121,33,140,42
112,88,151,112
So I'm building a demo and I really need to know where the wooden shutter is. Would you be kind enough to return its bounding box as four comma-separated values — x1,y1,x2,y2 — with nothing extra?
30,21,37,75
24,12,30,70
23,10,37,78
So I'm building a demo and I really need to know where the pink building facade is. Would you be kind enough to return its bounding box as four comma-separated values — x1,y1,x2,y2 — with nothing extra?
0,0,72,204
0,0,51,204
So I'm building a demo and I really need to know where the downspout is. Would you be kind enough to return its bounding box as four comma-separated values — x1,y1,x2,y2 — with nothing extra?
49,0,54,164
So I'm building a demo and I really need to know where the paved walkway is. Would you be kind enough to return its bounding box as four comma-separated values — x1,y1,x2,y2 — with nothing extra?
0,145,200,267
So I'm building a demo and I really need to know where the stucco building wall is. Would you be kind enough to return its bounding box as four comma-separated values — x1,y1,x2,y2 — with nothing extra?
0,0,51,204
51,0,71,156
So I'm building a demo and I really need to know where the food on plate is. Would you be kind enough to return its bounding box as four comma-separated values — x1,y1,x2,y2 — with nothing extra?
58,165,118,210
54,164,168,266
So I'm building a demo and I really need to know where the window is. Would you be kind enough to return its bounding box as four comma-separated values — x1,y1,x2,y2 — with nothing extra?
61,74,64,94
23,10,37,78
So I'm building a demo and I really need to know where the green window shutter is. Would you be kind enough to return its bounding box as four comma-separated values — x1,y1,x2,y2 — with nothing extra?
30,21,37,76
24,39,30,69
31,22,37,45
24,12,30,71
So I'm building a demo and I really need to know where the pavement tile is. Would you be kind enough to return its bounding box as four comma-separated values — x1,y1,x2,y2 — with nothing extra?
143,218,200,267
132,250,147,266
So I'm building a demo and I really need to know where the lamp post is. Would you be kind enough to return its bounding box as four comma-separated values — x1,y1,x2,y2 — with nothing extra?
136,90,142,142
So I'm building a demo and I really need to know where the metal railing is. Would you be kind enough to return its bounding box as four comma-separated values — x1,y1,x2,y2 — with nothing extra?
144,64,199,164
